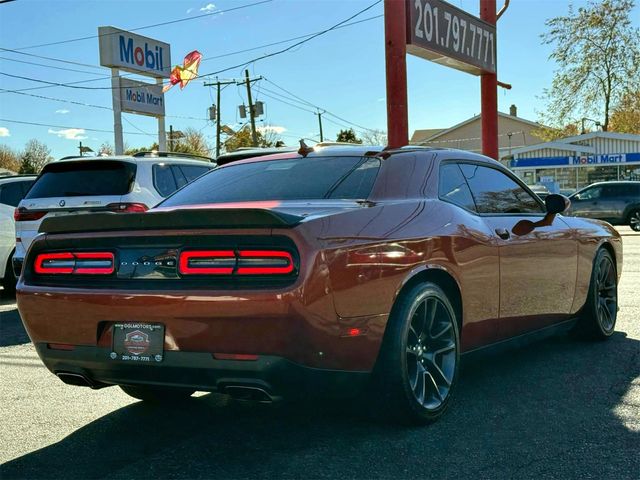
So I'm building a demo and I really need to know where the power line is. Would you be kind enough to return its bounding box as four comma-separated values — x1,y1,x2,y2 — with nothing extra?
0,88,209,121
0,47,105,70
8,0,273,51
198,0,382,78
0,56,107,76
0,117,155,136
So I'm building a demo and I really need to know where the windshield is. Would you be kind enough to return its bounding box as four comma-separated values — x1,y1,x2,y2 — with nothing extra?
26,160,136,198
160,156,381,207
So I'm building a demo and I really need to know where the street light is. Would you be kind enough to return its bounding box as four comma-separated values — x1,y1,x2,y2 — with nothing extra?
581,117,602,135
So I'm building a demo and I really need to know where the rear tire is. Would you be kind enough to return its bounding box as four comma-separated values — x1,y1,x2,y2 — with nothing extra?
1,252,16,295
120,385,195,403
578,248,617,339
370,282,460,425
628,209,640,232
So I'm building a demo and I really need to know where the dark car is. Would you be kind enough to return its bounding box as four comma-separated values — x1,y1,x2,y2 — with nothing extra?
16,146,622,424
568,181,640,231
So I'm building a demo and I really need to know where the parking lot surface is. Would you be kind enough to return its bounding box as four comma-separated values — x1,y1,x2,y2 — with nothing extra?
1,228,638,479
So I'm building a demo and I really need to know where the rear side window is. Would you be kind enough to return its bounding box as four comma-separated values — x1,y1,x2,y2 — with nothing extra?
161,156,380,207
604,183,640,197
0,181,30,207
459,164,544,214
26,161,136,199
439,163,476,212
179,165,211,183
153,164,178,197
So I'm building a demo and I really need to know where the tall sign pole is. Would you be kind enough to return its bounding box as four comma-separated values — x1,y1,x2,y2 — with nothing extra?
384,0,408,149
111,68,124,155
480,0,498,160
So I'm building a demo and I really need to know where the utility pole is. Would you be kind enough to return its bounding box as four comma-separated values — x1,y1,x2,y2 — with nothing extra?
78,141,83,157
203,78,237,157
243,70,259,146
169,125,174,152
315,110,325,142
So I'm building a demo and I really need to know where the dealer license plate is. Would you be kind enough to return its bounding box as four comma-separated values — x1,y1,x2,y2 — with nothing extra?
111,323,165,363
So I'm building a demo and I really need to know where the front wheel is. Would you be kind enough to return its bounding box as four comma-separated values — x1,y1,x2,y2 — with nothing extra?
578,248,618,339
371,282,460,425
628,209,640,232
120,385,195,403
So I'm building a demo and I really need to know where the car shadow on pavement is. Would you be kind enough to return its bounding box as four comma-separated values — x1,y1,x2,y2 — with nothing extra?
1,331,639,479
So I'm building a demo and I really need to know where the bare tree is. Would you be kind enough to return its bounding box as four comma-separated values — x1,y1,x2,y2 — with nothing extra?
98,142,114,156
361,129,388,146
19,139,52,174
173,127,213,157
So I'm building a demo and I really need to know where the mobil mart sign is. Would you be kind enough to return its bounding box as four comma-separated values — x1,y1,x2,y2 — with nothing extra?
120,78,165,116
98,26,171,78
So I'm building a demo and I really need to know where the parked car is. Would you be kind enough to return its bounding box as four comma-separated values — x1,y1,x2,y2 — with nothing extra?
567,181,640,231
0,175,36,291
16,146,621,424
529,184,550,200
13,153,214,275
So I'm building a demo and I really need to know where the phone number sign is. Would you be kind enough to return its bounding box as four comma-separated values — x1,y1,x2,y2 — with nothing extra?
407,0,496,75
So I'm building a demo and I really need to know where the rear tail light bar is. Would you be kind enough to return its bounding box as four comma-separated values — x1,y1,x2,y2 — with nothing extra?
106,202,149,213
14,208,47,222
34,252,115,275
179,250,295,276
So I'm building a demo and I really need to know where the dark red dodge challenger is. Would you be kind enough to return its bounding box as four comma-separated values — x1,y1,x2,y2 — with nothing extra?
17,145,622,424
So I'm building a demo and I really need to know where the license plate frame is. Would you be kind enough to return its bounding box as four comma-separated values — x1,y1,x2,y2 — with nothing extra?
111,323,165,363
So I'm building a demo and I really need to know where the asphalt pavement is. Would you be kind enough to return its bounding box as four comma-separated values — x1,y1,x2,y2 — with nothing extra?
1,228,638,479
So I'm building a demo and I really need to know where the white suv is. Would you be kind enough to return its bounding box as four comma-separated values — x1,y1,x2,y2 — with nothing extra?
13,153,214,275
0,175,36,291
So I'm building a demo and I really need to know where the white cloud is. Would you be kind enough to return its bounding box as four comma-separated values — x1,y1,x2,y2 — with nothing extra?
258,125,287,134
55,109,70,114
200,3,216,12
48,128,87,140
376,97,385,102
186,7,194,13
0,127,10,137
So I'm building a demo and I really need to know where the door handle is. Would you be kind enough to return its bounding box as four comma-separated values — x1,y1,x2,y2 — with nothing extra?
495,228,510,240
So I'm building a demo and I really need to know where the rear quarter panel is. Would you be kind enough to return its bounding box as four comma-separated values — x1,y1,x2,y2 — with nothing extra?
559,216,623,313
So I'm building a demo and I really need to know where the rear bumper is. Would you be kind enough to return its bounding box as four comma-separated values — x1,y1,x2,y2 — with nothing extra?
35,343,369,399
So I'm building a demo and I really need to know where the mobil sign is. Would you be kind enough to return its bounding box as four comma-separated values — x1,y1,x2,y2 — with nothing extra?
120,78,165,117
98,26,171,78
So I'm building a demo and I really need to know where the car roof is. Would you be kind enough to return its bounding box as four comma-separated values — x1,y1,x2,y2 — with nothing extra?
0,174,37,184
214,144,504,170
49,156,214,166
580,180,640,188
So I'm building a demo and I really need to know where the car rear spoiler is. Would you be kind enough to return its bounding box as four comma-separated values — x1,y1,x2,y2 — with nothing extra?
38,208,304,234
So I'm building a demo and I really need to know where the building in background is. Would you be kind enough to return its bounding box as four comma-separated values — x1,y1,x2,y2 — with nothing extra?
510,132,640,193
410,105,543,161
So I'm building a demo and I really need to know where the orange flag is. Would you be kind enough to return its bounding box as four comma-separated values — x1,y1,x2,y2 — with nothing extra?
163,50,203,93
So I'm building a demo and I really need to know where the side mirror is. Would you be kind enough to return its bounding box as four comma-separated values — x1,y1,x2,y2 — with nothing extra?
545,194,570,214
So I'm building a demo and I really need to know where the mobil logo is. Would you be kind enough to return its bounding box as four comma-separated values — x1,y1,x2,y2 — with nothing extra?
119,34,164,72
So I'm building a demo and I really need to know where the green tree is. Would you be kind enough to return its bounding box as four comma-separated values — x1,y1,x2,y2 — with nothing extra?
531,122,582,142
609,89,640,133
223,126,277,152
335,128,362,144
540,0,640,131
124,142,159,156
98,142,114,156
18,139,52,174
0,144,20,172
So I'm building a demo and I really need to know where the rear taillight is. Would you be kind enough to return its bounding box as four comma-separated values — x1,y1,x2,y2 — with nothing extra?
34,252,115,275
14,208,47,222
179,250,235,275
236,250,294,275
106,202,148,213
178,249,295,276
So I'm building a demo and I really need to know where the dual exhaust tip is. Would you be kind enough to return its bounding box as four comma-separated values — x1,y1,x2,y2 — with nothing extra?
56,372,275,402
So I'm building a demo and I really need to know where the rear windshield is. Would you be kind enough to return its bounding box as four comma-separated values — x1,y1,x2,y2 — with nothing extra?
26,161,136,199
161,156,380,207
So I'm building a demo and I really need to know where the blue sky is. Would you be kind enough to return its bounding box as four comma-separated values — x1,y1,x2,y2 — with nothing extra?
0,0,637,159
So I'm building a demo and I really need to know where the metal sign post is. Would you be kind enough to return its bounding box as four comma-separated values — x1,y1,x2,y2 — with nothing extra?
99,27,171,155
385,0,502,157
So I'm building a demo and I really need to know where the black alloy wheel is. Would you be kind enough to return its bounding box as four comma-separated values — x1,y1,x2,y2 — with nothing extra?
629,209,640,232
372,282,460,424
579,248,617,339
